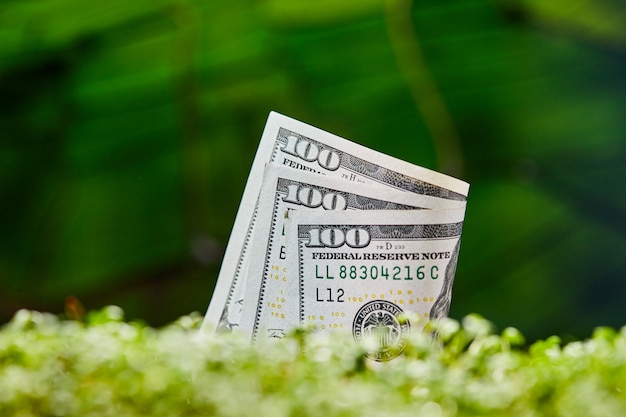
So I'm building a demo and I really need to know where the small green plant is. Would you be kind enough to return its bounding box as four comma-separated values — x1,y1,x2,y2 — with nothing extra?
1,308,625,417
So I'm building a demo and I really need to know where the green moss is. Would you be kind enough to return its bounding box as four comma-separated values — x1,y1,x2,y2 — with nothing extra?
1,308,625,417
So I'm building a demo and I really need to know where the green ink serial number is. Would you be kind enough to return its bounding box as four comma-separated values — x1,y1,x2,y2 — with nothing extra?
314,265,439,280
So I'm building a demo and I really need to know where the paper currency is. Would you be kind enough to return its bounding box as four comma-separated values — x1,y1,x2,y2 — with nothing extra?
202,112,469,332
237,165,466,339
283,208,465,360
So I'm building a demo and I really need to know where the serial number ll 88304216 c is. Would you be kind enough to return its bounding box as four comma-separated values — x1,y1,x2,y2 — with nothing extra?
314,264,439,280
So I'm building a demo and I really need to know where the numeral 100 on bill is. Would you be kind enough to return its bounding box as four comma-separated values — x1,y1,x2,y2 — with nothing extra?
304,227,371,248
281,135,341,171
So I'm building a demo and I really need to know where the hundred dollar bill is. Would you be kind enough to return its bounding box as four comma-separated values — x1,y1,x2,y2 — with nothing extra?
238,165,466,339
283,208,465,360
202,112,469,332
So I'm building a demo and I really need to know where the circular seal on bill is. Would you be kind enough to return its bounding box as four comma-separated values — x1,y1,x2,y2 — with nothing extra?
352,300,410,361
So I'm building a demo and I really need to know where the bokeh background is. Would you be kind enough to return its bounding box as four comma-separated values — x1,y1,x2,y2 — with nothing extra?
1,0,624,342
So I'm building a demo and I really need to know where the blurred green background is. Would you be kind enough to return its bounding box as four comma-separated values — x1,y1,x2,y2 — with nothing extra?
1,0,624,341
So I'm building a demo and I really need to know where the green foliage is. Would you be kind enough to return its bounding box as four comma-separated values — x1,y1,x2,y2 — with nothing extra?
2,308,626,417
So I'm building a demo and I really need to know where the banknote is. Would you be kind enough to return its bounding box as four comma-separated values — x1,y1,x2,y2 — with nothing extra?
202,112,469,332
237,165,466,338
282,208,465,360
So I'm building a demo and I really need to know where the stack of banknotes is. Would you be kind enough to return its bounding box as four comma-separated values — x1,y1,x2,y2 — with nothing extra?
202,112,469,360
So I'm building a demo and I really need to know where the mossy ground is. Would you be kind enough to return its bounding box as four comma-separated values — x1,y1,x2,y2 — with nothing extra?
1,307,625,417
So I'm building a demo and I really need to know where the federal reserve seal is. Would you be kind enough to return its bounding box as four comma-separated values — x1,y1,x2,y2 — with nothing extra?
352,300,410,361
